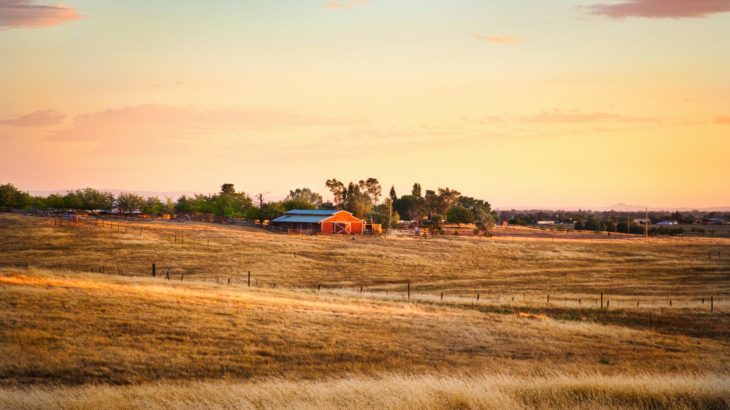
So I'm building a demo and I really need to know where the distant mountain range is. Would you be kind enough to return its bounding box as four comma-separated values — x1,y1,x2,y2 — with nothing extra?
597,203,730,212
497,203,730,212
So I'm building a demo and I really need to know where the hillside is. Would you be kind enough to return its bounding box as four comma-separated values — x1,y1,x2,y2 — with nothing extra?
1,214,729,408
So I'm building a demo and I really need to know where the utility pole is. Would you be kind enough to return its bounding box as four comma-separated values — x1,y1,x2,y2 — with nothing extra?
257,192,270,225
645,208,649,241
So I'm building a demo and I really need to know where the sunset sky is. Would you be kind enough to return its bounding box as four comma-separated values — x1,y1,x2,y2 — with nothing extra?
1,0,729,209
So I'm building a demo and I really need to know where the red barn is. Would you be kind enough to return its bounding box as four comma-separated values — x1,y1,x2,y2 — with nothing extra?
271,209,364,234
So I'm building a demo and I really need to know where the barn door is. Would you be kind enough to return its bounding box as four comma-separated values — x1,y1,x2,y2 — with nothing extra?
333,222,351,234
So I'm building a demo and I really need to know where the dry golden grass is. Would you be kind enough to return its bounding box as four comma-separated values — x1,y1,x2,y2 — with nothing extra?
2,373,729,410
1,214,729,408
1,268,728,385
2,214,729,299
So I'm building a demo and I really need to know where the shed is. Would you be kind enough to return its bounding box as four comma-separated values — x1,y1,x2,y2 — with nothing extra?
271,209,364,234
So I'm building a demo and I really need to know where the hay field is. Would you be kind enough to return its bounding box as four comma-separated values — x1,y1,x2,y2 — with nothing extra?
1,214,729,408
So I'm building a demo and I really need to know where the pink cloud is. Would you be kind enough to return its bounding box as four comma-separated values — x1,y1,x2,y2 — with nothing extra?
322,0,368,10
466,109,656,125
521,110,654,124
587,0,730,19
474,34,520,44
49,104,349,143
1,109,65,127
715,116,730,124
0,0,81,29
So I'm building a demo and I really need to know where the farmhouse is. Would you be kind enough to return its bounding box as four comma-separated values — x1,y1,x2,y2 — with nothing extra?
270,209,364,234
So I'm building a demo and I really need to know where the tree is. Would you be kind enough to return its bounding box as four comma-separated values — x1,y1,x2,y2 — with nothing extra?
175,195,194,214
116,193,145,214
327,178,378,216
424,190,439,218
343,182,372,218
142,197,165,215
371,198,395,232
211,184,253,219
68,188,114,210
425,215,444,236
252,201,285,222
282,198,316,211
285,188,323,209
0,183,30,211
389,185,397,202
475,211,495,235
437,188,461,214
458,196,496,234
46,194,65,210
359,178,382,204
411,182,422,198
220,184,236,195
393,195,425,223
325,179,347,207
447,205,474,227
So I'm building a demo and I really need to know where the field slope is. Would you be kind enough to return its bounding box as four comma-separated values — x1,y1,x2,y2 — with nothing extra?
1,214,729,409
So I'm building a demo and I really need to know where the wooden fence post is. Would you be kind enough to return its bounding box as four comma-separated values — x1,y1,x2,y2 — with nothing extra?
180,273,184,281
440,291,444,301
228,277,231,285
318,284,321,293
248,271,251,287
711,296,714,313
547,294,550,305
360,285,363,294
477,293,480,302
152,263,156,277
600,293,604,310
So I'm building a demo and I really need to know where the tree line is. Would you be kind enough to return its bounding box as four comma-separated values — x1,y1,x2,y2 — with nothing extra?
1,180,497,233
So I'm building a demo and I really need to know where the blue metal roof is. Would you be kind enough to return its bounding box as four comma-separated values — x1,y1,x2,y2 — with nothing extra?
284,209,339,216
270,214,329,224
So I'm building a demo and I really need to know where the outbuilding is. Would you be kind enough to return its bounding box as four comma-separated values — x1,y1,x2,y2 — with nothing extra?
270,209,364,234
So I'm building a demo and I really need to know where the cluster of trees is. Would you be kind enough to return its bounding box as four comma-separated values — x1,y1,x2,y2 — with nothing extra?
389,183,497,234
500,208,728,236
0,183,248,219
2,180,498,234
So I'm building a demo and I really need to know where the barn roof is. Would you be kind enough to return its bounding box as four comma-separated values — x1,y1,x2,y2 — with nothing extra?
270,214,330,224
284,209,339,216
270,209,357,224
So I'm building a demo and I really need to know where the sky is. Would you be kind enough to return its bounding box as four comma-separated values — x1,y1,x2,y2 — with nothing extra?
1,0,729,209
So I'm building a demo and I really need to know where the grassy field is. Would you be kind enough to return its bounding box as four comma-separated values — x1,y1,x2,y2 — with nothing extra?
1,214,729,408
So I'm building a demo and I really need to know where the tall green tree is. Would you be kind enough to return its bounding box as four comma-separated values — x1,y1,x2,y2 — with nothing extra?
284,188,323,209
220,183,236,194
325,179,347,207
211,184,253,219
447,205,474,226
0,183,30,211
116,193,145,214
394,195,425,223
411,182,422,198
343,182,373,218
359,178,382,204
